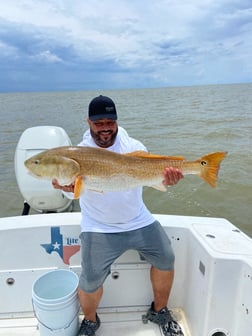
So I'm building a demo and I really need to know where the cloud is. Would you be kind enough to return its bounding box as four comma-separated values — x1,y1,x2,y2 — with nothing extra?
0,0,251,92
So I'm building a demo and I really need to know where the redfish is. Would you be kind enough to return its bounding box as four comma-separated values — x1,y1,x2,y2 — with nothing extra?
24,146,227,199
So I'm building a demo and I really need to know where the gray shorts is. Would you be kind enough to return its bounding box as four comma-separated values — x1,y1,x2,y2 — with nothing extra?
79,220,175,293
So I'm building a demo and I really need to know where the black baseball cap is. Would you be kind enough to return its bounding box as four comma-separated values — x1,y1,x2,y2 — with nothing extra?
88,95,117,121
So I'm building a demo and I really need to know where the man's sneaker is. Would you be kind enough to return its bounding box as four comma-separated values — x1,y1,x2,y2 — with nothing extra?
78,314,101,336
146,302,184,336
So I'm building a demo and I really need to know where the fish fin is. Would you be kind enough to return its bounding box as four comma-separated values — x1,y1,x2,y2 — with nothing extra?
74,178,104,196
197,152,227,188
73,176,83,199
89,189,104,194
126,151,184,160
151,184,167,192
59,157,80,179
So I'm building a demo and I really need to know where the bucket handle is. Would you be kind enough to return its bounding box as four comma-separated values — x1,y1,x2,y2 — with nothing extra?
32,299,80,332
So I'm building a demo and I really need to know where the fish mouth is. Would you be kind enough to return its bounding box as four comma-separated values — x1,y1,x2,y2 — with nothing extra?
26,170,41,178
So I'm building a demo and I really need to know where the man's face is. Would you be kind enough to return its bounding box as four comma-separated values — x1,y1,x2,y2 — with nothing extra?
88,118,118,148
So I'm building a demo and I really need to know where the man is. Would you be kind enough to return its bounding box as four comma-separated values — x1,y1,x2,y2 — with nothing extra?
53,95,184,336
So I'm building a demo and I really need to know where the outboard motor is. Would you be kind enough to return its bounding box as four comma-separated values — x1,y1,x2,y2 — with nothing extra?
15,126,73,215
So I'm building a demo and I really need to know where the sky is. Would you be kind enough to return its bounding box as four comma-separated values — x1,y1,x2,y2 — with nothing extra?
0,0,251,92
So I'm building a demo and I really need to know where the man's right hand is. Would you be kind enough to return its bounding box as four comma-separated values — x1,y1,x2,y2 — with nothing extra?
52,179,75,193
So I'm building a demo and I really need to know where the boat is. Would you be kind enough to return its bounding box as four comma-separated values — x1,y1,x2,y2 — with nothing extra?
0,126,251,336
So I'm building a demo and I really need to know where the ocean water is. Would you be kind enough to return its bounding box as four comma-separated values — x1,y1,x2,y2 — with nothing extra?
0,84,251,237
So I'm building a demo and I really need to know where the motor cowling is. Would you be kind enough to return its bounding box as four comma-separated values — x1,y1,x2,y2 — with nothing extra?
15,126,73,213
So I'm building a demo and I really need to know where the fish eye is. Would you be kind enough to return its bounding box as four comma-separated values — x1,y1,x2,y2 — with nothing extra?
34,159,40,165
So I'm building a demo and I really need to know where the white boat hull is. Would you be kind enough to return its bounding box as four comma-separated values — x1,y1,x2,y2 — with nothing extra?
0,213,252,336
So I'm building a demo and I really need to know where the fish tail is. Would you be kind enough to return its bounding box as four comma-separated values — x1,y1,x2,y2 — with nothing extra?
197,152,227,187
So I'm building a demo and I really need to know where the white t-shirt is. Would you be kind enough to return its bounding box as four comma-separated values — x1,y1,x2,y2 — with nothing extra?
78,126,155,233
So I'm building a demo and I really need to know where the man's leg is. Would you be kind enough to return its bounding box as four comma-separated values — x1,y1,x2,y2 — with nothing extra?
147,266,184,335
150,266,174,311
78,231,123,323
78,286,103,322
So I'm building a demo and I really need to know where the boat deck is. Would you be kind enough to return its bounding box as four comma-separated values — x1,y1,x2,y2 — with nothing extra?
0,308,190,336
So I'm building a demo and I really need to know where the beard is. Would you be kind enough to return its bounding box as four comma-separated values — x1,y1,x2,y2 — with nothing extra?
90,127,118,148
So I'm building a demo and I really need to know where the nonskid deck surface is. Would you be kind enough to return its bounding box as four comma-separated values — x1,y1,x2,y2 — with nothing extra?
0,308,190,336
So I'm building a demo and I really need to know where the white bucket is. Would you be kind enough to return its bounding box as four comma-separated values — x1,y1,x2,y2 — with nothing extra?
32,269,80,336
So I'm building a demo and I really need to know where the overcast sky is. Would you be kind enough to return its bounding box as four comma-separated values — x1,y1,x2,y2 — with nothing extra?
0,0,251,92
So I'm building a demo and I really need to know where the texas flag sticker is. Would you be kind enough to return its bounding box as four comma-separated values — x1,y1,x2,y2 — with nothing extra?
41,227,80,265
